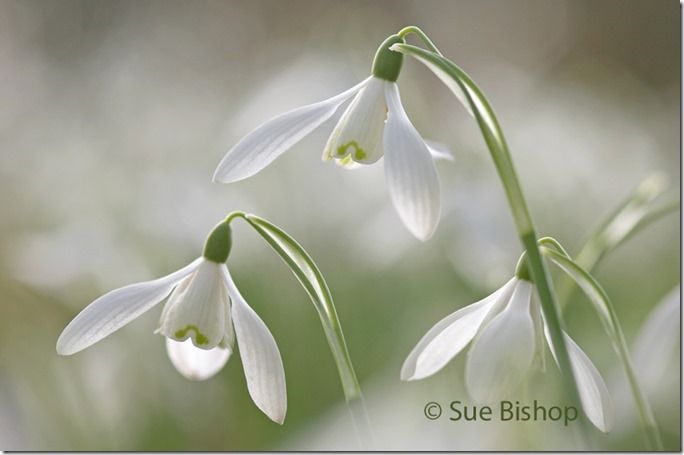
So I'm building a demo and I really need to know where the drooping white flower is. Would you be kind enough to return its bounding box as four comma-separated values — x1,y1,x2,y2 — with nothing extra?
213,35,442,241
401,277,613,433
56,222,287,424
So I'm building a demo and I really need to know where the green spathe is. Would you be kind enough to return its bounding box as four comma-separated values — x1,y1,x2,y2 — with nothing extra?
371,34,405,82
203,221,232,263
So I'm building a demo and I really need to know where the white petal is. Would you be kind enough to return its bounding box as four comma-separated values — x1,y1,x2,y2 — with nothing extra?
401,278,516,381
530,295,546,372
213,78,370,183
323,76,386,164
220,265,236,350
56,258,203,355
631,286,680,391
157,260,228,349
465,280,534,403
425,140,454,162
166,338,231,381
383,82,441,241
225,268,286,424
544,328,614,433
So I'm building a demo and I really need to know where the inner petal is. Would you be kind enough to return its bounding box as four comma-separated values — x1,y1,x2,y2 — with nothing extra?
465,280,535,403
166,338,231,381
157,260,228,349
323,77,387,164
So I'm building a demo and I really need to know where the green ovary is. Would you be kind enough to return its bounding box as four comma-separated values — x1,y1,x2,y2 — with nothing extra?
174,325,209,345
337,141,367,160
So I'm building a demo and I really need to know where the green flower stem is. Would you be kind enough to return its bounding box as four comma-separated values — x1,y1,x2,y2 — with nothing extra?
539,237,663,450
392,35,583,422
397,26,442,54
223,211,372,447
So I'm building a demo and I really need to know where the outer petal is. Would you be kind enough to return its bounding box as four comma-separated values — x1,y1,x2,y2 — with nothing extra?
225,268,286,424
158,260,228,349
401,278,516,381
323,76,386,164
544,328,614,432
56,258,203,355
166,338,231,381
213,78,370,183
383,82,441,241
631,287,680,391
465,280,534,403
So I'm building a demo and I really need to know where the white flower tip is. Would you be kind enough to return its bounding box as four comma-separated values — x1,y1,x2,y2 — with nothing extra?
211,163,242,184
401,370,430,382
406,214,439,242
399,363,416,382
401,356,445,381
55,337,76,356
55,323,94,356
595,414,613,433
271,409,286,425
252,395,287,424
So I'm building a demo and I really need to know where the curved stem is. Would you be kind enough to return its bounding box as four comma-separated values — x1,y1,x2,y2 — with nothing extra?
397,26,442,54
226,212,373,447
392,40,584,426
224,210,247,224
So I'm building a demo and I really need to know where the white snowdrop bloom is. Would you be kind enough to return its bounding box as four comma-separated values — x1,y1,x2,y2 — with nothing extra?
213,35,442,241
401,277,613,433
56,221,287,424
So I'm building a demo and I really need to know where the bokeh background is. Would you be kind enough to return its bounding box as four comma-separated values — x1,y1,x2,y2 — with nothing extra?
0,0,679,450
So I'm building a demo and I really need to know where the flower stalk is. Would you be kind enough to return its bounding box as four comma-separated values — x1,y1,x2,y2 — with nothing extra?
225,211,373,447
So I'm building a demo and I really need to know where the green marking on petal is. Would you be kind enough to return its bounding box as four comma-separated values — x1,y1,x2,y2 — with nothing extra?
337,141,367,160
174,325,209,345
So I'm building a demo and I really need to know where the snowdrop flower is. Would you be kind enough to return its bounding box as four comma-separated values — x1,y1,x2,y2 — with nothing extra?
401,276,613,432
213,35,441,240
56,221,287,424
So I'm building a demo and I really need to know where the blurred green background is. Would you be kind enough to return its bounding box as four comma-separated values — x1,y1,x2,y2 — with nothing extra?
0,0,679,450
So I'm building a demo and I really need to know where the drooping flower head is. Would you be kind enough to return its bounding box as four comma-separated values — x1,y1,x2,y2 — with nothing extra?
213,35,442,241
401,274,614,433
57,220,287,424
